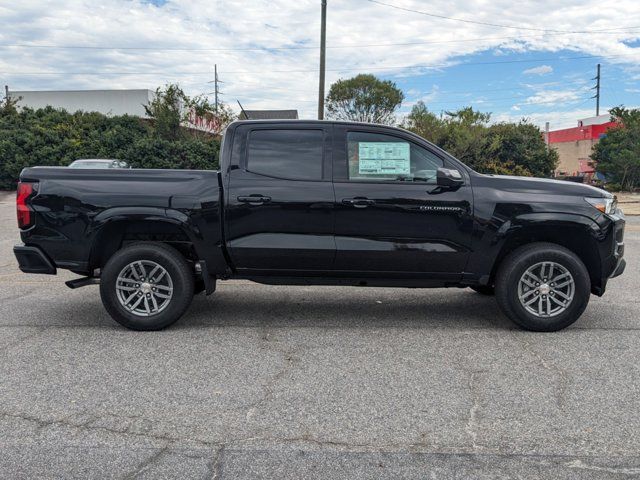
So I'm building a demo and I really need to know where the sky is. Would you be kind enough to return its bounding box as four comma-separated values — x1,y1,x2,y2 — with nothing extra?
0,0,639,129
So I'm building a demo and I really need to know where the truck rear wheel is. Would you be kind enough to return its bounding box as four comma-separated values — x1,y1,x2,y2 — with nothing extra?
495,243,590,332
99,243,194,330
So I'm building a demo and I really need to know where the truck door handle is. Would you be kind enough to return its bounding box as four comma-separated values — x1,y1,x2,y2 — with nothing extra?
237,195,271,204
342,197,375,208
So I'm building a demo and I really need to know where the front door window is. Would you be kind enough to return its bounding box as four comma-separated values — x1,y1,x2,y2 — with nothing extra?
347,131,444,184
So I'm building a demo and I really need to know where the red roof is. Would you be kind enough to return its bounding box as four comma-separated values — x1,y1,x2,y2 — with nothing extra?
548,121,618,143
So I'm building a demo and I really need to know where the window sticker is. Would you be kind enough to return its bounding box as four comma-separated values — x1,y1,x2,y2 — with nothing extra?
358,142,410,175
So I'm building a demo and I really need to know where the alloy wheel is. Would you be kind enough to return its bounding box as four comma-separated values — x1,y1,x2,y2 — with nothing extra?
115,260,174,316
517,261,575,318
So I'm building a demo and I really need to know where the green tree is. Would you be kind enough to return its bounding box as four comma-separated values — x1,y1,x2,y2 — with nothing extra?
440,107,491,168
403,102,557,177
325,74,404,125
402,101,445,145
188,94,235,138
0,92,21,116
145,84,236,140
144,84,189,140
484,121,558,177
591,107,640,191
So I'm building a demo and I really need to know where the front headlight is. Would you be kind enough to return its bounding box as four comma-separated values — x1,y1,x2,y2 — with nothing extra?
585,196,617,215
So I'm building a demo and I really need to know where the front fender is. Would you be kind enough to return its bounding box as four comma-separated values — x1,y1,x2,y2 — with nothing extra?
492,212,603,243
465,210,605,287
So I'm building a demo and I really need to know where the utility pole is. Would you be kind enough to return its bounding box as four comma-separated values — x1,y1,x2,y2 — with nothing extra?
318,0,327,120
4,85,8,104
592,63,601,116
214,64,219,112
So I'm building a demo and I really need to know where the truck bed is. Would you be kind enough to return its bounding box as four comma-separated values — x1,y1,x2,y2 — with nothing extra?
18,167,225,275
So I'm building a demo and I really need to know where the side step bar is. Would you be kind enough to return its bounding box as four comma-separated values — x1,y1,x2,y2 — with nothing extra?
66,262,215,293
65,277,100,289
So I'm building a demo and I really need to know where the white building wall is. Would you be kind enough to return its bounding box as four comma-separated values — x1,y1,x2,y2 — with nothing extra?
8,89,155,117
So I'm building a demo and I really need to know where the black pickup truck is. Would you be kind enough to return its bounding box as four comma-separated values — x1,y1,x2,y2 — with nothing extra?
14,120,626,331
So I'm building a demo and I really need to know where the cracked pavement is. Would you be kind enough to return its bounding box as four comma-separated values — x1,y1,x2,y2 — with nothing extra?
1,191,640,478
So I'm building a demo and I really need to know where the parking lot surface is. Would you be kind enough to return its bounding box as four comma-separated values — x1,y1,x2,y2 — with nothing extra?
1,191,639,479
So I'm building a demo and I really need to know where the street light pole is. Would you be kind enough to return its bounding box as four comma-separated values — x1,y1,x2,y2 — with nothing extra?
318,0,327,120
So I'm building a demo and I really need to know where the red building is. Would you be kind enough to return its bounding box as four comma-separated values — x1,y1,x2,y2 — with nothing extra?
548,115,618,177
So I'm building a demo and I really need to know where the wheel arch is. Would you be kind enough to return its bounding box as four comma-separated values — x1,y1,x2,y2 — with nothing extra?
489,215,603,294
87,208,201,271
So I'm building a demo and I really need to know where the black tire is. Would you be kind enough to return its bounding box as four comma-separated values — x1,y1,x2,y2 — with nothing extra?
470,285,495,296
100,242,194,331
495,242,590,332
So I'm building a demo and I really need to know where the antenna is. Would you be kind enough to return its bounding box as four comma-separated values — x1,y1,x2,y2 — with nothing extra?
237,100,248,119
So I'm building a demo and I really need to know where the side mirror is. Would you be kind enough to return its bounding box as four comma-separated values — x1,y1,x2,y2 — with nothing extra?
436,168,464,188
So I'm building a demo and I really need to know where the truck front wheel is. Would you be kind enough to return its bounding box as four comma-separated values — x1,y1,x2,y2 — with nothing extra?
99,242,194,330
495,243,591,332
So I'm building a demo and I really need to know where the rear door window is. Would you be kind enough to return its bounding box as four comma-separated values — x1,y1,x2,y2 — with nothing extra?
247,129,324,181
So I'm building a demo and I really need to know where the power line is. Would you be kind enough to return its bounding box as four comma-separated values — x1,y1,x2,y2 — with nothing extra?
365,0,640,34
222,81,591,102
235,90,588,104
1,30,639,52
423,95,592,106
405,79,592,97
4,52,638,76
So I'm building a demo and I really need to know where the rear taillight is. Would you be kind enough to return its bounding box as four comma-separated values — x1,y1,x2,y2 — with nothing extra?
17,182,35,229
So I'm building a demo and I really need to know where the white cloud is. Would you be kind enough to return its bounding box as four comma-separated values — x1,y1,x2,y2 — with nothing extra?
522,65,553,76
523,89,583,105
493,103,640,130
0,0,639,120
493,107,597,129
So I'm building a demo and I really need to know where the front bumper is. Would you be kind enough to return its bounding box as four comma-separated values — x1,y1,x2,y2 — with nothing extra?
608,215,626,279
14,245,57,274
594,213,625,295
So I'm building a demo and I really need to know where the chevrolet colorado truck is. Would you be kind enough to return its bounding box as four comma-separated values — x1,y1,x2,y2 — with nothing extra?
14,120,626,331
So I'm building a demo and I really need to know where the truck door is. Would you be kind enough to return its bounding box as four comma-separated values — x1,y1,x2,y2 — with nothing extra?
331,125,473,279
225,124,335,273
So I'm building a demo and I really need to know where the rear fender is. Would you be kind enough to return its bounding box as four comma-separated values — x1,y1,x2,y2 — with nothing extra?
87,207,227,276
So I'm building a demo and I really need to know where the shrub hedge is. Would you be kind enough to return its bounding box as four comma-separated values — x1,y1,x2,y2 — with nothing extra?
0,107,220,189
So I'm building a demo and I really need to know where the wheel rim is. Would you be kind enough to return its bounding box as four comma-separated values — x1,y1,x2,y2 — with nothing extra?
115,260,173,317
517,261,575,318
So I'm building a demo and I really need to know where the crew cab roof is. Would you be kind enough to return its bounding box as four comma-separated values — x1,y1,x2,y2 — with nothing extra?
227,119,401,130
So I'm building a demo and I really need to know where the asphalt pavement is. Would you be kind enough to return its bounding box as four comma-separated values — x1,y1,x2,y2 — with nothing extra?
1,191,639,479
